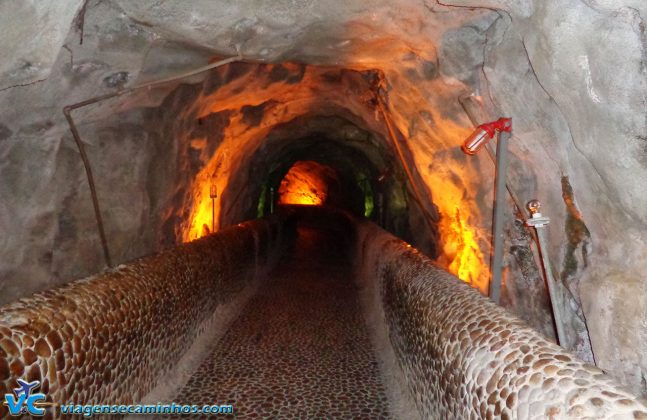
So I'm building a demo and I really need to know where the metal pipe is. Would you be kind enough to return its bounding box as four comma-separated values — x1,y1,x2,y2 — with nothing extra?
458,94,528,303
63,54,242,267
489,129,511,303
458,94,571,342
64,55,243,113
526,200,568,346
211,198,215,233
210,183,218,233
63,108,112,267
269,187,275,214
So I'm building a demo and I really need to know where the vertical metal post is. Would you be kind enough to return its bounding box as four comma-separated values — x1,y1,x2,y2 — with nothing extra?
489,129,511,303
209,183,218,233
378,192,385,226
270,187,275,214
459,96,568,343
459,96,525,221
211,198,215,232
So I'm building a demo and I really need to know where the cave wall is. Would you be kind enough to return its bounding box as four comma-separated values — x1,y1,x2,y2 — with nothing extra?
458,0,647,393
0,0,645,396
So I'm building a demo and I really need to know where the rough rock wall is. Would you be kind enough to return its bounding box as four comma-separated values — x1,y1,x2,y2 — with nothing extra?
0,218,285,419
445,0,647,393
0,0,85,91
0,0,180,305
353,221,647,419
142,63,436,244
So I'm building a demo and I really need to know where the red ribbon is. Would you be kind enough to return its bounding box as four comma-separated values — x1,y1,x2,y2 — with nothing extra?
477,117,512,138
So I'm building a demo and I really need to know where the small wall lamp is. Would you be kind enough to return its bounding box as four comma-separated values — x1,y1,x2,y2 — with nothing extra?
210,183,218,233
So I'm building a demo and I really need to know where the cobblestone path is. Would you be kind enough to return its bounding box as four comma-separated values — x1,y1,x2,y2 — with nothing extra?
169,226,391,418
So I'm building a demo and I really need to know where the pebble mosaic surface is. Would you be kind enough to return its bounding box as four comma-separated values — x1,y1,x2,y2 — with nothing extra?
354,221,647,419
167,226,391,419
0,219,283,420
3,208,647,420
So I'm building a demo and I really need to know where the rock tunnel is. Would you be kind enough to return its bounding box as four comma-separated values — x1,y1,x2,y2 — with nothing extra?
1,0,647,418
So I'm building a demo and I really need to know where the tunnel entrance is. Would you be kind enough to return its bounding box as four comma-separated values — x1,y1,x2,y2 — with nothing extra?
275,158,370,216
147,63,442,265
249,131,383,224
214,112,442,259
277,160,338,207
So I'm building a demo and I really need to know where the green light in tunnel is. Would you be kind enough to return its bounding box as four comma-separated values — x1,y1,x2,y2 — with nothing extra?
364,193,374,218
257,183,268,218
356,172,374,218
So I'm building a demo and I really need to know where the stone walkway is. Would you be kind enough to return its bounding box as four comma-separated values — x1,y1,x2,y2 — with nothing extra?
168,226,391,418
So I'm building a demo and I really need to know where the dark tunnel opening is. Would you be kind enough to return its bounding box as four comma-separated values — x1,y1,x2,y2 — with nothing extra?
218,114,436,254
145,63,442,266
261,145,374,218
274,160,366,213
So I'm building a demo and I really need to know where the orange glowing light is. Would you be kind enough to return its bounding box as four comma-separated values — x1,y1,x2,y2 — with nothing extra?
385,91,490,294
428,169,489,295
176,59,491,296
443,207,487,293
185,180,217,241
278,161,331,206
183,154,228,242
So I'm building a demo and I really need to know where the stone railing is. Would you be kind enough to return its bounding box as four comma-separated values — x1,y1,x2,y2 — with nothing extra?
353,221,647,419
2,209,646,419
0,218,287,419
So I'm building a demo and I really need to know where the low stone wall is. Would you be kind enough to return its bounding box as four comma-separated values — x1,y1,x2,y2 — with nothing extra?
353,221,647,419
0,218,286,419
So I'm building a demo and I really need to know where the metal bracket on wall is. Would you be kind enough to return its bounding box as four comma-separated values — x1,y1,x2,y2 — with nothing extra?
525,199,568,346
63,54,243,268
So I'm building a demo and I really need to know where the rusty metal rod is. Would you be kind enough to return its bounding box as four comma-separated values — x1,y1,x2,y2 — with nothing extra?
526,201,568,346
63,108,112,267
63,54,242,268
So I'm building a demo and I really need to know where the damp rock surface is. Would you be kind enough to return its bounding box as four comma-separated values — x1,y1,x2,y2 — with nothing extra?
0,0,84,90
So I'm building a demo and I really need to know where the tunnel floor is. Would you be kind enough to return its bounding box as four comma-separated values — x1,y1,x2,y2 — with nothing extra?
166,225,392,418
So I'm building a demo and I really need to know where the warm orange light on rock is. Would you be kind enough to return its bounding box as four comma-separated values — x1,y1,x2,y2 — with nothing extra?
185,180,217,241
444,207,487,293
177,61,490,294
278,161,333,206
424,151,490,294
388,100,490,295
